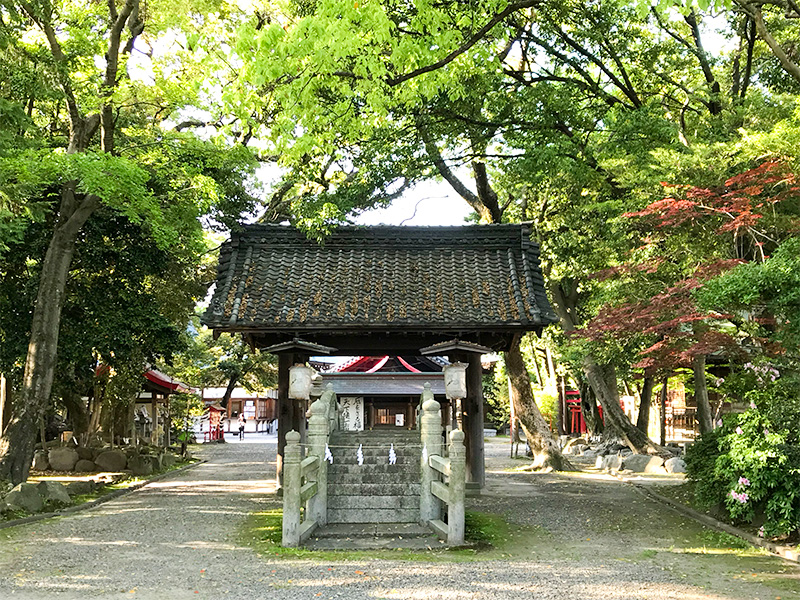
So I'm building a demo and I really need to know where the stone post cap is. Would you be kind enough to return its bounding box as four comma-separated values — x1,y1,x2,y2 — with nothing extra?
308,398,325,416
286,430,301,443
450,429,465,443
326,383,334,390
422,398,440,413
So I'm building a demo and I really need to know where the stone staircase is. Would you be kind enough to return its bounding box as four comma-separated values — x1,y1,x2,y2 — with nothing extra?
326,430,421,524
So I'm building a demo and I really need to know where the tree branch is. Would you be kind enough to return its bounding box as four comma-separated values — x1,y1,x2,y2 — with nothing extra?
387,0,541,86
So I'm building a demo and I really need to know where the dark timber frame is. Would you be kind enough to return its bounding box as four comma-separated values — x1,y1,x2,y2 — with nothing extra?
202,224,558,488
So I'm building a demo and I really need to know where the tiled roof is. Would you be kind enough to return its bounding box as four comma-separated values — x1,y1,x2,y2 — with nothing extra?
202,224,557,332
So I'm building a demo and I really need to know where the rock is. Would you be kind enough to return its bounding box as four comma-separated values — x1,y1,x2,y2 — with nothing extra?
94,450,127,471
127,455,153,476
622,455,666,473
74,459,97,473
48,447,79,471
573,444,588,456
37,481,71,505
149,453,163,471
582,449,598,459
64,480,95,496
6,482,44,513
161,453,176,468
76,446,94,461
665,457,687,474
602,454,622,471
595,456,605,469
32,450,50,471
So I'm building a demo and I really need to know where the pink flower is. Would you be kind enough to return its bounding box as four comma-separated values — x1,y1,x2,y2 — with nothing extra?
736,426,743,435
716,419,723,427
738,477,750,487
758,526,765,538
749,401,757,409
729,490,749,504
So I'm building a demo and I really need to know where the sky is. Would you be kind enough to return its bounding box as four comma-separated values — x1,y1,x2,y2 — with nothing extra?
352,180,474,226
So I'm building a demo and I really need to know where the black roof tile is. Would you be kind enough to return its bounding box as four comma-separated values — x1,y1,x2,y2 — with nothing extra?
202,224,558,333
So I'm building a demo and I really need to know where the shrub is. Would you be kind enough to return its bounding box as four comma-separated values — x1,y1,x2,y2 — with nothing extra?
686,372,800,538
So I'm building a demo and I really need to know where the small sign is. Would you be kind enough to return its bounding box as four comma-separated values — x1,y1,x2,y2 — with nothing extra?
340,396,364,431
395,413,405,427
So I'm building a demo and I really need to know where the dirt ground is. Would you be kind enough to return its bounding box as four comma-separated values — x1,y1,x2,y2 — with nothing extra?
476,436,799,599
0,435,796,599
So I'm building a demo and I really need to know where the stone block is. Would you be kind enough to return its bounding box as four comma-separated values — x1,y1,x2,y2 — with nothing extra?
94,450,127,472
161,453,176,468
37,481,71,505
75,446,94,461
32,450,50,471
622,455,665,473
6,482,43,513
665,457,687,474
128,455,153,476
64,480,95,496
74,459,97,472
48,447,79,471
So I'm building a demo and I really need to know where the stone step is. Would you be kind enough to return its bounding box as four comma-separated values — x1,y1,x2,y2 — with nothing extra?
330,431,420,440
327,464,419,475
328,483,421,496
328,455,419,466
328,472,420,485
327,494,419,509
327,507,420,524
304,523,442,550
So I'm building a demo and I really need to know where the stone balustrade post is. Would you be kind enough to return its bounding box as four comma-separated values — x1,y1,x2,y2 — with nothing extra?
447,429,466,545
282,430,302,547
306,395,329,526
419,384,443,524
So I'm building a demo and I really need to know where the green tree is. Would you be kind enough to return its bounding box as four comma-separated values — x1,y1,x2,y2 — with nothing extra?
0,0,262,483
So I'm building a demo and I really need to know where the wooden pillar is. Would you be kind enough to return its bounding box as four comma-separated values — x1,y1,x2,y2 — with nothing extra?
459,352,485,488
276,353,293,489
150,395,158,445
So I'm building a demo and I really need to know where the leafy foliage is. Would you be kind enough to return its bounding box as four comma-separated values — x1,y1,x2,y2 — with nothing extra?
686,372,800,537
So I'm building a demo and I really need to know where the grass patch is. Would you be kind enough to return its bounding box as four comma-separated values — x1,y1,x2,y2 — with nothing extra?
695,529,754,551
464,510,510,548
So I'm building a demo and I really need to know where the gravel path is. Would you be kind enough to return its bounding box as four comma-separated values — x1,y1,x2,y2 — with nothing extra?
0,435,797,600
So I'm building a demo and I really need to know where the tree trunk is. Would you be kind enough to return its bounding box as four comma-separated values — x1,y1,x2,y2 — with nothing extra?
659,378,668,446
548,279,662,454
508,377,520,457
692,355,713,435
505,335,574,471
636,376,654,434
582,355,663,454
0,374,9,438
221,373,239,409
0,189,96,483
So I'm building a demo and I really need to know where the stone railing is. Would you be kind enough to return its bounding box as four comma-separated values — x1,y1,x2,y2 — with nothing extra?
282,391,331,547
419,395,466,545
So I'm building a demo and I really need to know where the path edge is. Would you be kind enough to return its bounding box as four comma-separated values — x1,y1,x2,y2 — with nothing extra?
615,472,799,564
0,459,207,531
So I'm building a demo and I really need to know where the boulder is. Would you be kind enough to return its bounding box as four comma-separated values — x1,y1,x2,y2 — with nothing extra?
48,447,79,472
602,454,623,471
6,482,44,513
161,453,176,468
32,450,50,472
94,450,127,472
582,449,598,459
622,455,665,473
64,480,95,496
665,457,687,474
127,455,153,476
75,446,94,461
37,481,71,506
147,453,163,471
74,459,97,473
